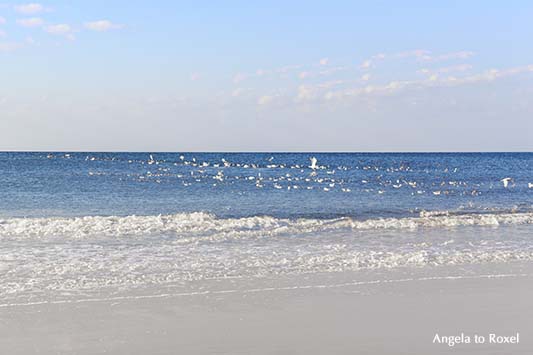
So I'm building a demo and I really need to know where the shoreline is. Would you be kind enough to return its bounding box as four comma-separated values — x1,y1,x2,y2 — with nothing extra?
2,262,532,354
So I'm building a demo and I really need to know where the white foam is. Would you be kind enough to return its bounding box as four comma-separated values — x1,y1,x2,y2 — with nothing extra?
1,211,532,302
0,211,532,240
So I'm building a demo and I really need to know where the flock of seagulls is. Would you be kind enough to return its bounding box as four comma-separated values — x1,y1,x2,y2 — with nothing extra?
44,153,533,193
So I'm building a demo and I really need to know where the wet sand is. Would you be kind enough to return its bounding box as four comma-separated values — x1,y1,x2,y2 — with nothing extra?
1,263,532,354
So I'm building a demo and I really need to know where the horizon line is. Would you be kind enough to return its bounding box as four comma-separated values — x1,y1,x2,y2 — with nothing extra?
1,150,532,154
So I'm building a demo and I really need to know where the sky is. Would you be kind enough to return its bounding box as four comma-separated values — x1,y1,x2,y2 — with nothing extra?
1,1,533,151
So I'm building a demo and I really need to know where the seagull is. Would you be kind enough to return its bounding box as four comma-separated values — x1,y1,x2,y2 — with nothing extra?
309,157,318,170
500,177,512,188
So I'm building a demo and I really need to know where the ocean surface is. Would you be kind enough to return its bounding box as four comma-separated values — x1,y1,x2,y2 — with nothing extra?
1,152,532,304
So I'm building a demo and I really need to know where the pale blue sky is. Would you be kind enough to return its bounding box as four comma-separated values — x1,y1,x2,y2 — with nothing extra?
1,1,532,151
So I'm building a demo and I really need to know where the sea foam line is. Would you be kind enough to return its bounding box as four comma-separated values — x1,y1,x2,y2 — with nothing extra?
0,273,529,309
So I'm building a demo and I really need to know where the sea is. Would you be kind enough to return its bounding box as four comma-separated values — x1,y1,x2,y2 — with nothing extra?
0,152,532,304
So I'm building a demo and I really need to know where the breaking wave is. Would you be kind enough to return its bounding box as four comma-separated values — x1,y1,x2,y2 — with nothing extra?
1,211,532,239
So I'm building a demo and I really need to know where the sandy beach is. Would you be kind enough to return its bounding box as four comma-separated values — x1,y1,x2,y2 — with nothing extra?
2,262,531,354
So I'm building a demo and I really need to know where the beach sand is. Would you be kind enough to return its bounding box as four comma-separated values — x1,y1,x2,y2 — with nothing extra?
1,262,532,354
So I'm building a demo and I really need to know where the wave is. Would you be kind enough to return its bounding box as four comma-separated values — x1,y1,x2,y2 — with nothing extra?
1,211,532,239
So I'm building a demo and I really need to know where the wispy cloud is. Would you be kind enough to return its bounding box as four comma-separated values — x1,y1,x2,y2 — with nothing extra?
394,49,429,59
14,3,44,15
84,20,123,32
234,64,304,83
418,64,473,75
419,51,474,62
358,50,474,71
0,41,22,52
0,16,6,25
45,24,74,40
16,17,44,27
359,53,386,70
318,65,346,76
298,65,346,80
224,49,527,110
326,64,533,102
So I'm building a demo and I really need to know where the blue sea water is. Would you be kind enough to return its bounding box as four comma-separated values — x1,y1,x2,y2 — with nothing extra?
0,152,532,304
0,152,531,218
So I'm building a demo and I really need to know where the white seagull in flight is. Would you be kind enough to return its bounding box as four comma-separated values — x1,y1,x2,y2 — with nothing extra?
309,157,318,170
500,177,512,188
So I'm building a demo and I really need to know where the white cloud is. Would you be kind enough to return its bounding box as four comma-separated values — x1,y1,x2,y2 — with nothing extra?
324,63,533,102
357,49,473,72
297,66,345,80
234,64,304,84
0,17,6,25
361,73,371,81
16,17,44,27
316,80,345,89
276,65,301,73
419,64,472,75
14,3,44,15
438,65,533,85
395,49,430,59
319,57,329,65
45,24,75,40
84,20,123,32
358,53,387,70
419,51,474,63
293,81,347,103
0,30,6,38
45,24,71,34
189,72,201,81
318,66,346,76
